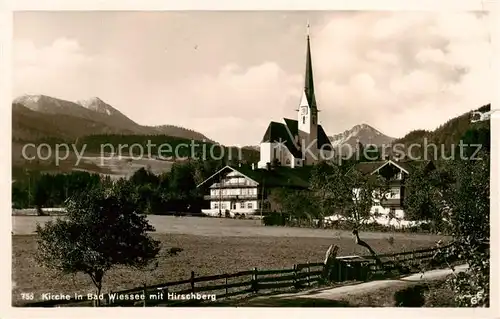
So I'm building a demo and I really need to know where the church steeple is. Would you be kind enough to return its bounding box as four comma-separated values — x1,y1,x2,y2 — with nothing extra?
304,22,317,111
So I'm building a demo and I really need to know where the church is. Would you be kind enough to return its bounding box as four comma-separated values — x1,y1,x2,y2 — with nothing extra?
257,29,333,169
196,27,433,225
196,28,334,217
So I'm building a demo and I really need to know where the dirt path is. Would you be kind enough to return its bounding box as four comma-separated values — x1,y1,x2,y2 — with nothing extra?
255,264,468,301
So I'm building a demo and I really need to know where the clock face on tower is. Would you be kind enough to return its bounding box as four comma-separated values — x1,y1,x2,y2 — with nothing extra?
301,107,308,115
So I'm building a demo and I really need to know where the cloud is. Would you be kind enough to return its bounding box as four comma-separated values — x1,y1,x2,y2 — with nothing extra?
137,62,302,145
13,37,121,101
308,12,491,140
13,12,492,146
160,12,491,145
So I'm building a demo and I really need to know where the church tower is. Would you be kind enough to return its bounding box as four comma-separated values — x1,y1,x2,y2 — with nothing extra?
298,24,319,165
257,23,332,170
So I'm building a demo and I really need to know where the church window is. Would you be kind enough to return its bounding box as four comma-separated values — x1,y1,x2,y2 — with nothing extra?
302,116,306,124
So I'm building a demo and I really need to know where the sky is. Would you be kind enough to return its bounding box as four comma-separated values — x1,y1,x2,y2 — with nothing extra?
13,11,492,146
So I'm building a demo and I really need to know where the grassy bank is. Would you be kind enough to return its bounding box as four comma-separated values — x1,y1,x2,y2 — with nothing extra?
12,230,445,305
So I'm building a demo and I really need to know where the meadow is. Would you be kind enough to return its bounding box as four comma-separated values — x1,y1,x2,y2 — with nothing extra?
12,216,448,305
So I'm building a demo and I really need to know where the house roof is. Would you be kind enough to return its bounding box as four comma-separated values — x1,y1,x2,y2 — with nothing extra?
353,159,434,175
197,164,313,189
235,165,312,188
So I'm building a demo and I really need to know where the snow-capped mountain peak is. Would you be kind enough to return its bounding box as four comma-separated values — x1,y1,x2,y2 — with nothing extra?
77,97,114,116
328,123,395,147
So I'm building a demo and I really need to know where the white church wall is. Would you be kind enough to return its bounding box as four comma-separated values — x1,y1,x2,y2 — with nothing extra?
258,142,273,168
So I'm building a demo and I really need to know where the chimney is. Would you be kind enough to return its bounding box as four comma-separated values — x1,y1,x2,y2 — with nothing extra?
239,162,242,167
251,163,255,170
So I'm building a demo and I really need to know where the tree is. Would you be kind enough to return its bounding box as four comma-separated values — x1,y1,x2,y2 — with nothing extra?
35,179,164,306
309,162,350,220
130,167,159,186
33,176,50,215
403,165,445,230
310,162,389,229
309,162,391,266
268,188,315,226
346,170,389,229
440,150,490,307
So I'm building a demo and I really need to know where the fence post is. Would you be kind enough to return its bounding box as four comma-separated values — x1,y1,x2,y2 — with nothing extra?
225,274,229,297
307,262,311,287
107,291,112,306
338,260,343,281
190,271,195,292
143,284,147,307
293,264,298,289
252,267,258,293
164,287,169,306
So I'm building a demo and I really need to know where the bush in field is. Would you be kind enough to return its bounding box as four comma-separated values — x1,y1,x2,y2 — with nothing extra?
35,179,167,306
262,212,290,226
394,285,426,307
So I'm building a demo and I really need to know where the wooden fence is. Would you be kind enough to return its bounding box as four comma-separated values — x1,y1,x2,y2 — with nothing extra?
21,243,458,307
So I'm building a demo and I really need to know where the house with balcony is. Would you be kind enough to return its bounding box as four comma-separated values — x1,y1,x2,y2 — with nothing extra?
350,159,436,226
197,164,312,217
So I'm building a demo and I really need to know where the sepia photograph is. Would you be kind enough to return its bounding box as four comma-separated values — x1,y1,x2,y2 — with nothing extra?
7,7,495,312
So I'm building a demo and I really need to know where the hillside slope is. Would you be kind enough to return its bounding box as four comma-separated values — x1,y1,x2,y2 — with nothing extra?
394,104,490,146
390,104,491,158
13,95,213,142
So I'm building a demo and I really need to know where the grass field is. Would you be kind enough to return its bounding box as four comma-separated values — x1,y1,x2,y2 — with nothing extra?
12,216,448,305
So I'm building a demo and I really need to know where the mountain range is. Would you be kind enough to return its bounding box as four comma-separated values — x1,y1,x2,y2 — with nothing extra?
13,94,398,151
12,94,489,173
328,123,395,148
13,95,213,143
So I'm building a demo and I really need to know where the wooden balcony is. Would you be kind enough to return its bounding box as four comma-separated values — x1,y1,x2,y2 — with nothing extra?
204,194,259,200
209,183,257,189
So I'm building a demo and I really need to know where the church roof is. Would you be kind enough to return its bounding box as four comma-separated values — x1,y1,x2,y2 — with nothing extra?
317,125,334,151
304,35,317,110
261,121,302,158
261,118,333,157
